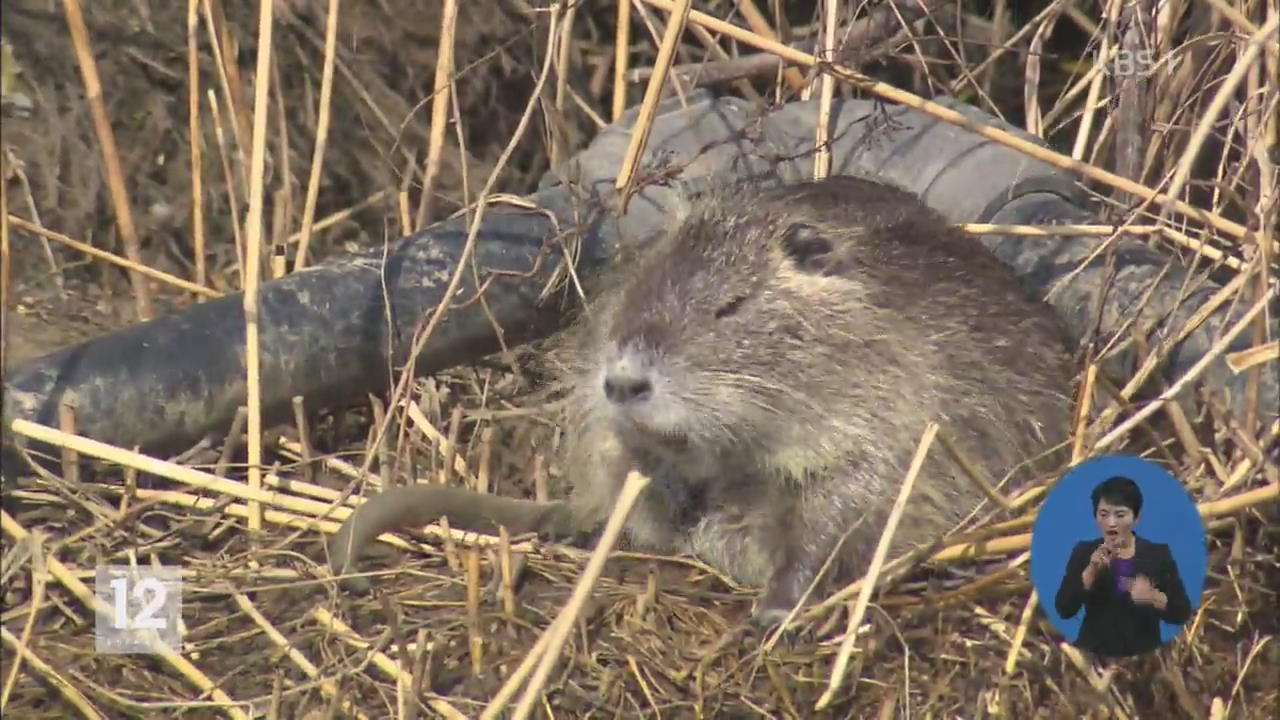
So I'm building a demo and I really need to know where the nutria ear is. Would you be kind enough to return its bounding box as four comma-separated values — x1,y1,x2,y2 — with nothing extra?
780,222,836,274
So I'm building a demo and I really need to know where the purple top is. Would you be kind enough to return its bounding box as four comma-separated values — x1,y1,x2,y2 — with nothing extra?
1110,554,1137,597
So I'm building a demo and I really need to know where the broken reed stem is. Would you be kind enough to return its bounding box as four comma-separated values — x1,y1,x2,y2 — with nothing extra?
405,402,478,486
816,422,938,710
4,216,219,297
1070,0,1118,162
637,0,1259,245
309,1,565,557
1,626,103,719
1094,287,1276,452
312,608,468,720
614,0,694,204
414,0,457,231
936,425,1011,510
486,471,652,720
230,593,369,720
0,530,47,711
1004,588,1038,675
731,0,805,91
56,399,79,485
550,3,577,170
0,510,249,718
290,396,313,481
200,0,248,186
294,0,341,272
241,0,277,533
416,22,560,349
1162,13,1280,228
467,546,483,677
60,0,154,321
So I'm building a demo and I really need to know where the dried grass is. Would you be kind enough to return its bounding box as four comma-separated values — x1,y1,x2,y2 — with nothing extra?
2,1,1278,718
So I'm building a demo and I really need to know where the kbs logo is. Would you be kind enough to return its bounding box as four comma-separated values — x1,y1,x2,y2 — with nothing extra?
1108,49,1155,78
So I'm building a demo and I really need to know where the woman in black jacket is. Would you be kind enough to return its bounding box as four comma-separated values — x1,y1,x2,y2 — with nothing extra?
1054,476,1192,658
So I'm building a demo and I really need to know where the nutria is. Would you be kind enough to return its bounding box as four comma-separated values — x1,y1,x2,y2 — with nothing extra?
327,175,1076,625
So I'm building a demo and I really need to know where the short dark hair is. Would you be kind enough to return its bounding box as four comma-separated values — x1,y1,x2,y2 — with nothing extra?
1091,476,1143,517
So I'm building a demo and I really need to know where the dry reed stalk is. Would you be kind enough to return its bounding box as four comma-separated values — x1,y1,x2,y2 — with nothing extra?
269,63,293,259
187,0,207,293
684,22,765,103
1072,363,1100,460
1161,13,1279,232
1243,3,1278,439
496,470,652,720
60,0,153,321
413,0,457,231
732,0,806,91
639,0,1259,246
1023,1,1061,137
316,4,562,557
1003,588,1039,675
1095,267,1254,423
293,28,421,173
0,626,103,719
199,0,247,192
0,510,249,718
288,189,389,246
274,437,364,479
613,0,633,121
208,88,247,286
290,396,314,481
1203,0,1263,34
815,422,937,710
232,593,371,720
626,0,947,89
440,406,464,485
1072,0,1121,161
0,530,46,711
241,0,277,533
466,545,483,677
936,424,1012,510
1094,288,1276,451
122,487,417,557
812,0,838,180
56,399,79,486
551,2,578,170
9,418,366,526
614,0,694,203
4,216,220,297
0,153,10,381
311,608,468,720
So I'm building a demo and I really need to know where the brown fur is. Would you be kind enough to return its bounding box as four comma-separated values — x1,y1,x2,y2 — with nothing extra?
328,176,1076,623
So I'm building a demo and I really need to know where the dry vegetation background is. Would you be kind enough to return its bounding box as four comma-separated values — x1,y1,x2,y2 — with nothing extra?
1,1,1277,719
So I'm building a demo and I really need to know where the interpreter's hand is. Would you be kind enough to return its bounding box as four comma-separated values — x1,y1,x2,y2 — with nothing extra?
1088,543,1114,570
1082,543,1113,588
1126,574,1160,605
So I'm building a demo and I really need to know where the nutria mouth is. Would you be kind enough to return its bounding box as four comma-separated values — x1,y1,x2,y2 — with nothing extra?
617,420,690,447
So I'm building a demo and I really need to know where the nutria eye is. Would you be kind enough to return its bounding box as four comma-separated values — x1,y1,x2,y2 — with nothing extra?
714,295,747,319
781,222,834,273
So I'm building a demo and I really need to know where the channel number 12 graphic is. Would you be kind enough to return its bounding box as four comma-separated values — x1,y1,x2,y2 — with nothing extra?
94,565,183,654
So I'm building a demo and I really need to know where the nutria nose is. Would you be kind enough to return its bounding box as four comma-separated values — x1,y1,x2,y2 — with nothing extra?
603,373,653,404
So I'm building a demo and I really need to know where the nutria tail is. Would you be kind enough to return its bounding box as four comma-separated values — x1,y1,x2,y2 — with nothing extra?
326,484,571,592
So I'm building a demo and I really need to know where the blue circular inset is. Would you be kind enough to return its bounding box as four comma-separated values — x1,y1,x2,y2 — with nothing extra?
1030,454,1206,657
